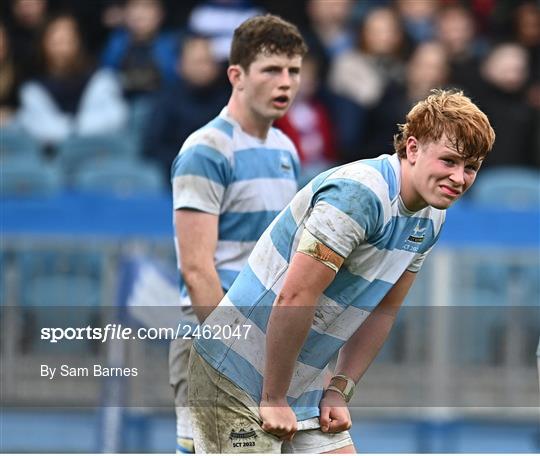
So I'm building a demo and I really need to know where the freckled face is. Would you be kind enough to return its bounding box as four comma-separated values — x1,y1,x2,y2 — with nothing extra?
237,52,302,122
407,136,481,210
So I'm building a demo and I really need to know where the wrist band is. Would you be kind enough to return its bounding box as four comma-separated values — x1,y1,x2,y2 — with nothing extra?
327,374,355,403
326,385,347,401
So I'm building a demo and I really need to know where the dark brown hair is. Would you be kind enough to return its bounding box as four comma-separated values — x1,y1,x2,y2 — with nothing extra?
394,89,495,162
357,6,405,57
39,14,90,76
230,14,308,71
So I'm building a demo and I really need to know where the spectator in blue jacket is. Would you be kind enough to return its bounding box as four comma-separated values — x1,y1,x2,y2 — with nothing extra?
101,0,179,99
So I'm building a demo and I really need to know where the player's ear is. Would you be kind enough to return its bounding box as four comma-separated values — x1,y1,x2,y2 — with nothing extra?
406,137,419,164
227,65,244,91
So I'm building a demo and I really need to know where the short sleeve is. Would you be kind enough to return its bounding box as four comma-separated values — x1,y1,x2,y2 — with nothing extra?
407,247,433,273
304,178,384,259
171,144,232,214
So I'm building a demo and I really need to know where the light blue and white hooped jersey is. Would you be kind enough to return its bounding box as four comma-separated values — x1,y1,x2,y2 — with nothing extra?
194,153,446,421
171,107,300,303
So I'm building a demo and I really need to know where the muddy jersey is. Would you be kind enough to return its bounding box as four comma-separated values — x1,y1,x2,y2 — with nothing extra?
195,153,445,420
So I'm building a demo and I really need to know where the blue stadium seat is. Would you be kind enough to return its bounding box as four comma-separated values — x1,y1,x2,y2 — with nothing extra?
57,133,140,175
1,157,63,196
0,128,42,160
469,167,540,209
72,159,165,195
17,249,104,307
17,249,104,353
451,255,540,365
17,249,104,282
21,275,102,353
24,275,100,308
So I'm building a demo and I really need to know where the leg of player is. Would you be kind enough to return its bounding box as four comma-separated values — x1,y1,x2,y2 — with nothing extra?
169,337,195,454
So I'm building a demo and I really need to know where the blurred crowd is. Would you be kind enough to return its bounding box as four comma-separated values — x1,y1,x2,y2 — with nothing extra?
1,0,539,185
